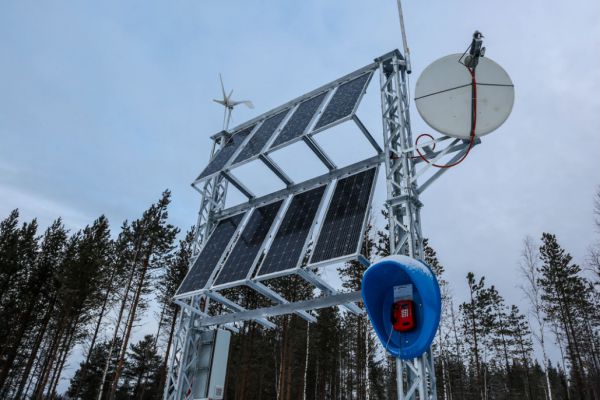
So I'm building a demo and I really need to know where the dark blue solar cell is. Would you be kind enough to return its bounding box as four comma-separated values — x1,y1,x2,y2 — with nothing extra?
269,92,328,149
310,168,377,263
233,110,290,164
314,72,373,131
177,213,246,295
257,185,327,277
214,200,283,285
196,125,256,180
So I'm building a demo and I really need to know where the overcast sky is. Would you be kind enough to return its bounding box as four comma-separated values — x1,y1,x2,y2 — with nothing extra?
1,0,599,392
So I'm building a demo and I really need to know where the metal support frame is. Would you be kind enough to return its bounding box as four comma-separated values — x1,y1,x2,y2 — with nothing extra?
378,49,474,399
197,290,362,327
165,48,477,400
190,135,229,256
379,48,436,400
165,132,230,400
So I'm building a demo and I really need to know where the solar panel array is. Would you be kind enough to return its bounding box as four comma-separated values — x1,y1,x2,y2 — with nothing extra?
233,109,289,165
257,185,327,277
214,200,283,285
196,125,256,180
180,62,382,299
177,167,377,296
310,168,377,263
177,212,246,295
269,92,328,149
314,72,373,131
192,65,377,184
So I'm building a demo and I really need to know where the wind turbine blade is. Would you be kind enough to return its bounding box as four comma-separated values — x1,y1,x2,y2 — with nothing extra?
213,99,226,105
231,100,254,109
228,89,233,99
219,73,226,99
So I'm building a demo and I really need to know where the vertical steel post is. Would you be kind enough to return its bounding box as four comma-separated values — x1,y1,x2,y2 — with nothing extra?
378,51,436,399
164,133,228,400
191,135,228,256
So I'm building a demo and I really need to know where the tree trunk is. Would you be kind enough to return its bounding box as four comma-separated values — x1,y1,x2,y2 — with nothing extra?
157,307,178,396
47,322,77,398
72,268,115,399
556,293,585,394
32,317,66,400
109,252,152,399
0,298,38,390
97,251,139,400
277,316,289,400
303,321,310,400
14,296,56,399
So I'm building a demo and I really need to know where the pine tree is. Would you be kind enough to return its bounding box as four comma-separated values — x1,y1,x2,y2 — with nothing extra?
121,335,162,400
538,233,592,398
519,236,554,400
0,210,22,310
0,215,39,396
338,222,377,400
155,229,194,395
32,216,112,399
423,239,459,399
507,304,534,399
459,272,495,398
68,340,120,400
107,191,178,399
307,306,342,399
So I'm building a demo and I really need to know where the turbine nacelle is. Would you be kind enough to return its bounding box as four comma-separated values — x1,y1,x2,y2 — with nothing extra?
213,74,254,130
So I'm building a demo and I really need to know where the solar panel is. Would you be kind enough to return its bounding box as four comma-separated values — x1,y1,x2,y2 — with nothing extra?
196,125,256,180
233,109,290,165
313,72,373,131
176,213,246,295
257,185,327,277
213,200,283,285
310,168,377,263
269,92,328,149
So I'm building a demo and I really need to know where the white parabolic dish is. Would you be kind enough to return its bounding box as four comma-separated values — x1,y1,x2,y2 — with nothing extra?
414,53,514,139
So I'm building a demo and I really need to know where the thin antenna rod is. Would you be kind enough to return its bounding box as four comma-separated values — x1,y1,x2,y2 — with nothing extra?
396,0,412,73
224,107,233,131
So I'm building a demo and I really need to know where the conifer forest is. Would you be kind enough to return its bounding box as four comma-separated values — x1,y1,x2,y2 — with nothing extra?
1,188,599,400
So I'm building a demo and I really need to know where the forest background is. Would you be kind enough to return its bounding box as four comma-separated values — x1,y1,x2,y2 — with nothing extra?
0,187,599,399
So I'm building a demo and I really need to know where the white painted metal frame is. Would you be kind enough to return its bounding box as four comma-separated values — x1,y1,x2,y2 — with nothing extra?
378,49,475,400
190,136,229,256
191,63,380,194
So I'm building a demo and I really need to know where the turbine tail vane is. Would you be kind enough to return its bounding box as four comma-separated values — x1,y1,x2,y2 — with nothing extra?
213,74,254,130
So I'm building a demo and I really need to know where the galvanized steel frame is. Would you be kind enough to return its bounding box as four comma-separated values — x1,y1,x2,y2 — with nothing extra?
166,49,475,400
378,49,475,400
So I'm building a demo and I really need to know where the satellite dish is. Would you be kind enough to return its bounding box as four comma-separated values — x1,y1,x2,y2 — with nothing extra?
414,53,514,139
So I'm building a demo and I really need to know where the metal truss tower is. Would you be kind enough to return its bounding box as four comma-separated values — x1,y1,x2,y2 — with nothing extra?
163,134,229,400
191,134,229,255
378,49,476,399
164,48,477,400
379,50,435,400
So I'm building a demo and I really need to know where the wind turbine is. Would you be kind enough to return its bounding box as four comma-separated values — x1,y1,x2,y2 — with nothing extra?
213,74,254,131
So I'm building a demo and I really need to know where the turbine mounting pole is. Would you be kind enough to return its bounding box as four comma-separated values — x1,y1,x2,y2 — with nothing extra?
396,0,412,74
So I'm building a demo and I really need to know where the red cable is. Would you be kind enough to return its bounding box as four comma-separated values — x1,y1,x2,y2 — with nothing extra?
414,68,477,169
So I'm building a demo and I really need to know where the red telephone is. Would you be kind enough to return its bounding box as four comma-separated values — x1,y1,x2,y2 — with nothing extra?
392,300,415,332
